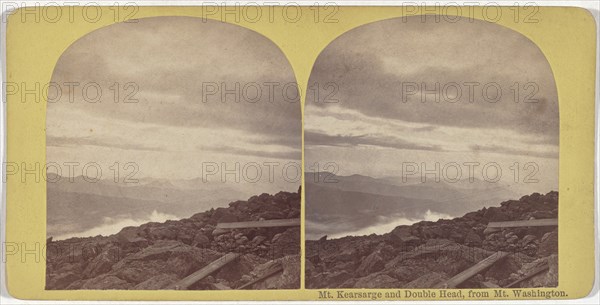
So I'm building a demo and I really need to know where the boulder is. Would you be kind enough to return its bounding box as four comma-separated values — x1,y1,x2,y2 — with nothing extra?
287,209,300,219
356,251,384,277
112,240,222,281
464,230,482,246
116,226,142,243
521,255,558,287
82,246,121,278
80,274,134,290
388,265,429,283
215,254,265,283
308,270,351,288
354,273,401,288
210,208,239,224
537,230,558,257
177,230,195,245
271,228,300,258
148,226,178,240
485,255,522,284
390,226,421,244
251,235,267,246
252,255,300,289
46,272,82,290
192,232,211,247
483,207,511,222
404,272,446,288
520,235,537,246
134,274,180,289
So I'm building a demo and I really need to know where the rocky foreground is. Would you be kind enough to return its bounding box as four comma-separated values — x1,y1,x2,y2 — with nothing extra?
46,190,301,290
306,191,558,289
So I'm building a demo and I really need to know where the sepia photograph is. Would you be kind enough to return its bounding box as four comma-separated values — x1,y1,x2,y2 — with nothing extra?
3,3,598,302
45,17,301,290
305,16,559,289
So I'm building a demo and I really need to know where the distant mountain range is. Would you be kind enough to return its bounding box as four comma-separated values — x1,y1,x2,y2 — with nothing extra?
48,171,523,240
305,172,519,239
46,173,278,239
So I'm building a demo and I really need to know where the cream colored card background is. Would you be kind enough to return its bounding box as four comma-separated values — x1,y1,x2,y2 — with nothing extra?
3,5,597,300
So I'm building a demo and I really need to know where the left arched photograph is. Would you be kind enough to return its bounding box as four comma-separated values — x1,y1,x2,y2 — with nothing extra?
45,17,301,290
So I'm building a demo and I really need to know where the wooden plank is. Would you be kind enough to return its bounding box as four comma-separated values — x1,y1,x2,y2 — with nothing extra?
434,251,508,288
505,263,549,288
216,218,300,230
168,252,241,290
210,282,232,290
481,281,500,288
237,264,284,290
487,218,558,228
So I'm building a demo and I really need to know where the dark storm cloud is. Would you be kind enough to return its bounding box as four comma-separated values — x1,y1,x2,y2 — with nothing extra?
50,16,301,143
47,136,165,152
306,16,558,142
304,131,443,152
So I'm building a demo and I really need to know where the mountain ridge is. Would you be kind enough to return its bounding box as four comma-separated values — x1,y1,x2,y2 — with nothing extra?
304,171,519,239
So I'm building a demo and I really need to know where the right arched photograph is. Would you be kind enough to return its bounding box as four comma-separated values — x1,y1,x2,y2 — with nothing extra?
305,15,559,289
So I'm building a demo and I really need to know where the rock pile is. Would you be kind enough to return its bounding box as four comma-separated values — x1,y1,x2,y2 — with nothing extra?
306,191,558,289
46,190,301,290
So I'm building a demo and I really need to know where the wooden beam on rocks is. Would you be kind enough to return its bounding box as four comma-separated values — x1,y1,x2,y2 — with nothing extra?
434,251,509,288
168,252,241,290
481,281,501,288
213,218,300,235
237,264,284,290
210,282,232,290
484,218,558,234
217,218,300,229
487,218,558,228
505,263,549,288
212,218,300,236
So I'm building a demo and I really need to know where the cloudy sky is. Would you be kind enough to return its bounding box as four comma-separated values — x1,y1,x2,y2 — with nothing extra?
47,17,301,192
305,16,559,194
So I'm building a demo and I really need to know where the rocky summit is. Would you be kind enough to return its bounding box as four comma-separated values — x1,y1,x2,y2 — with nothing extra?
306,191,558,289
46,190,301,290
